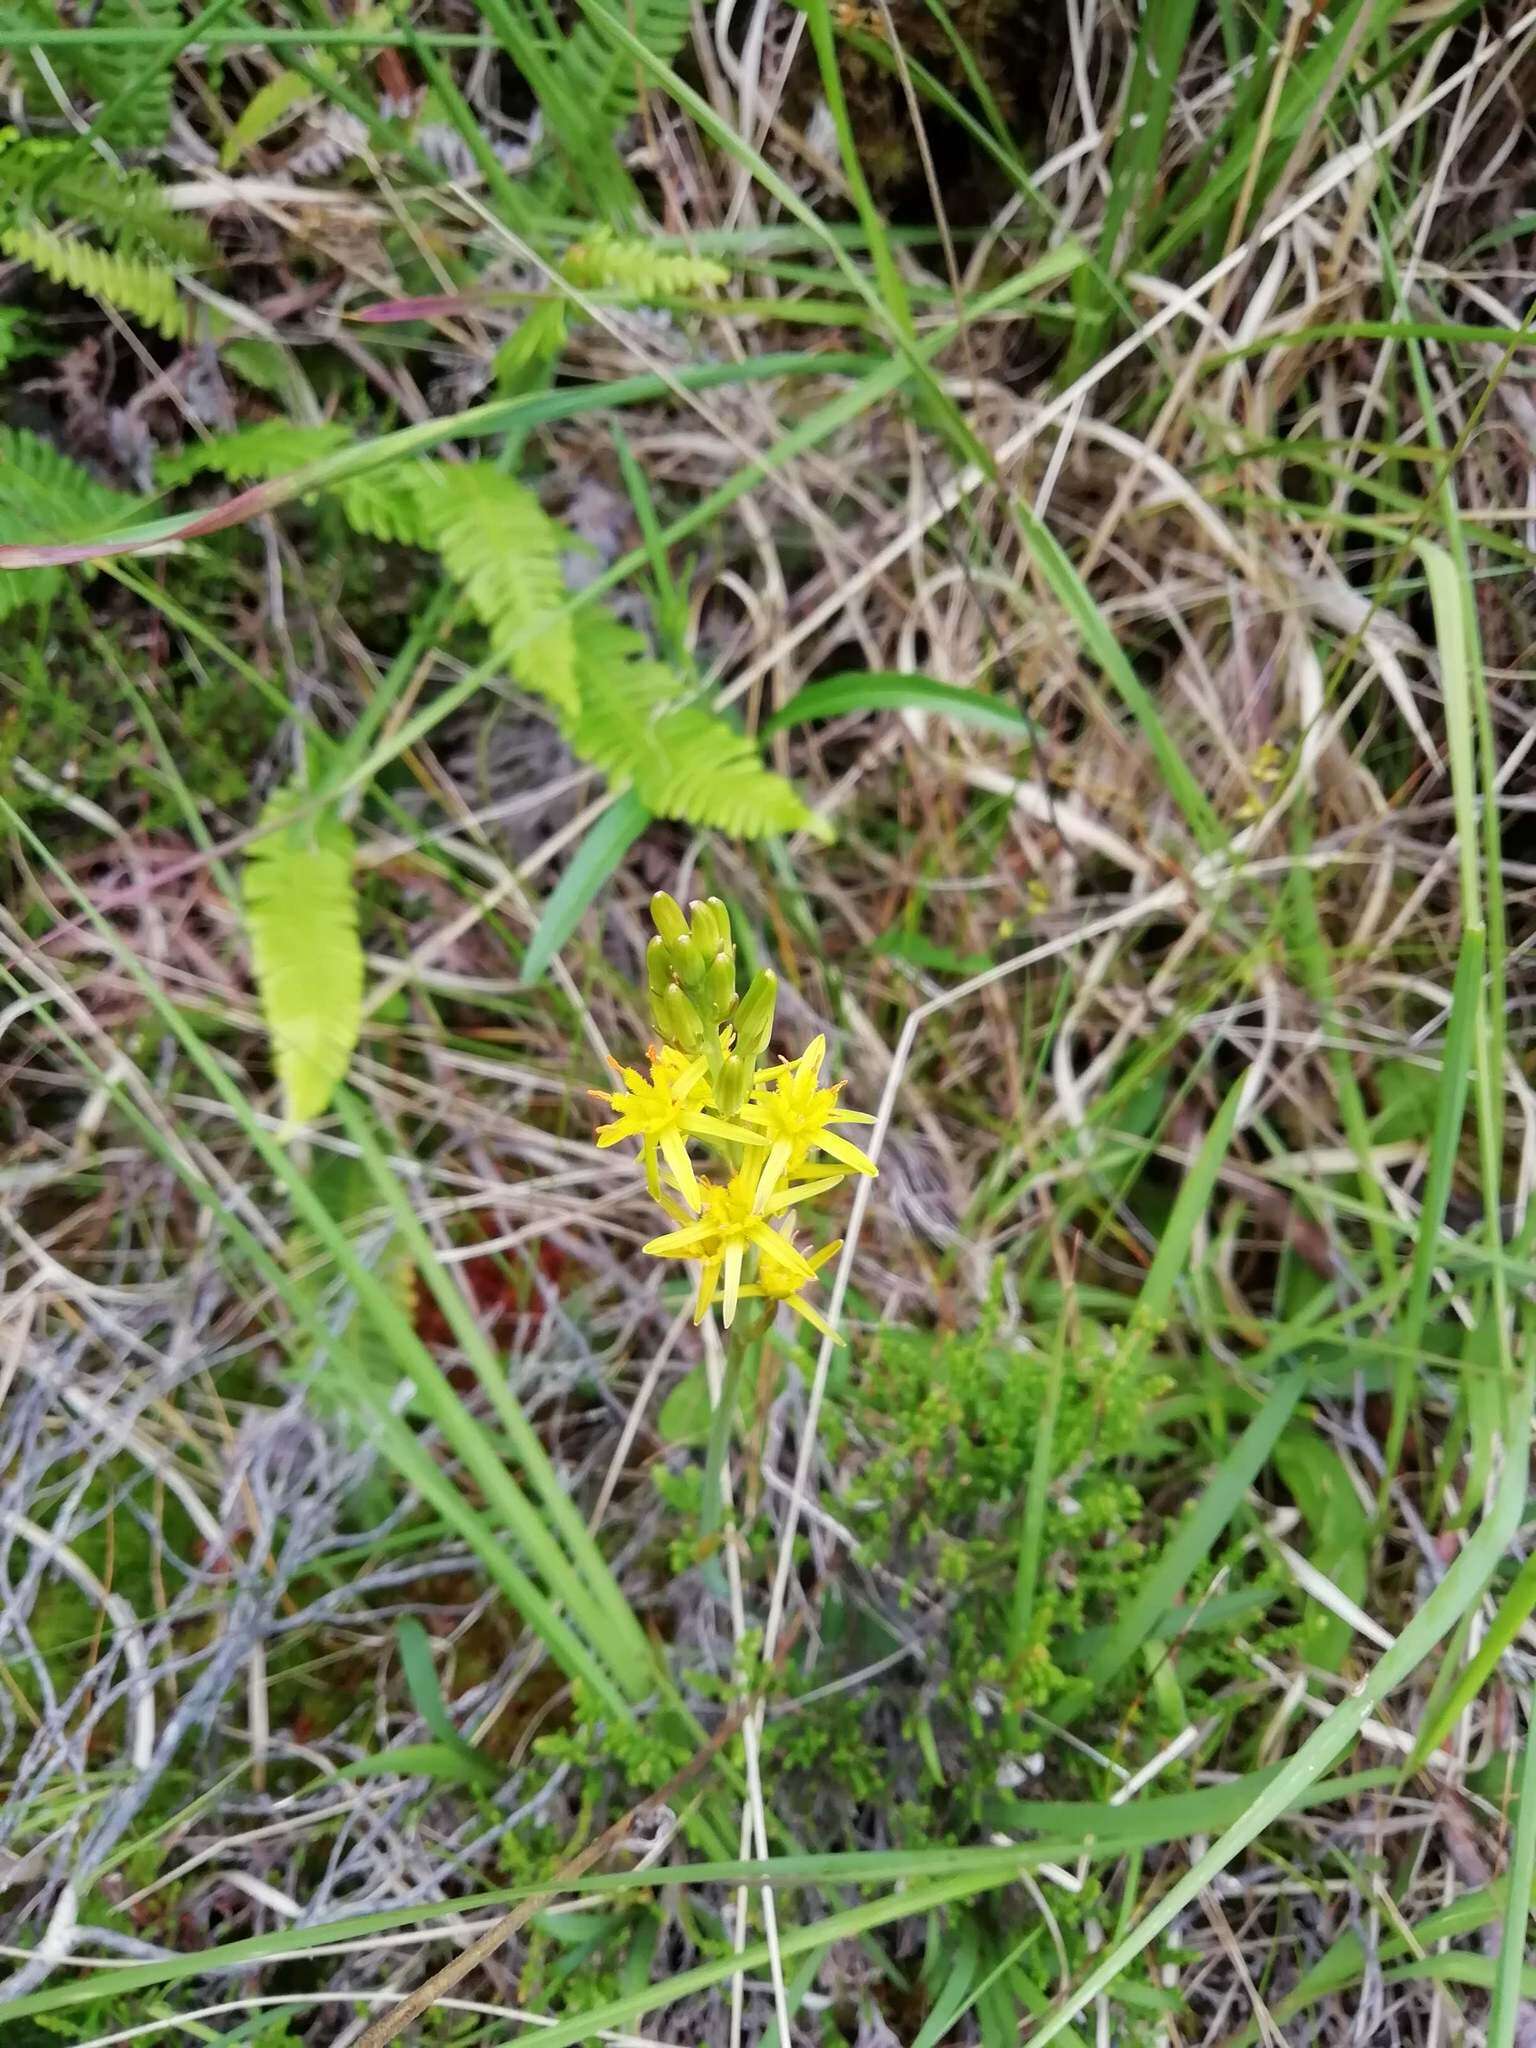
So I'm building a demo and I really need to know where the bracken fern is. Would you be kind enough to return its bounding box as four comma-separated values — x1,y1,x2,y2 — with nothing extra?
563,227,729,299
8,0,179,146
0,132,207,263
424,466,581,719
0,426,137,619
568,621,823,840
0,222,186,339
158,433,817,839
242,786,365,1132
561,0,693,138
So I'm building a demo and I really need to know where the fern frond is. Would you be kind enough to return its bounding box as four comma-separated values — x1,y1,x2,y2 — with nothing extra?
562,0,692,139
423,467,579,718
1,223,185,339
333,464,446,549
0,134,207,262
157,420,354,488
242,787,364,1132
0,309,34,375
563,226,728,299
9,0,178,146
0,426,137,620
567,637,821,840
221,71,315,168
159,421,445,548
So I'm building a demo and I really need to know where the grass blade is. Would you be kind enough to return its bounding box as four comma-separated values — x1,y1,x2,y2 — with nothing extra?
521,790,651,985
1406,1550,1536,1773
763,671,1035,745
1490,1720,1536,2048
1025,1369,1533,2048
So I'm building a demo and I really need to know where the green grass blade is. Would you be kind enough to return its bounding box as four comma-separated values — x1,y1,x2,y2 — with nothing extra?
521,790,652,986
1490,1722,1536,2048
334,1089,657,1689
1009,502,1223,852
1024,1369,1534,2048
1079,1376,1302,1688
763,671,1034,745
1377,931,1483,1497
1406,1550,1536,1772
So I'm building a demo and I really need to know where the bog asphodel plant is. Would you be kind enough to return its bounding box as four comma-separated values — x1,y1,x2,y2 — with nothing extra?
593,893,875,1340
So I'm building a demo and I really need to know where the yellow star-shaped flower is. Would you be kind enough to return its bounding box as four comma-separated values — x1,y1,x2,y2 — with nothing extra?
741,1034,877,1205
737,1236,843,1343
592,1050,761,1208
642,1156,843,1327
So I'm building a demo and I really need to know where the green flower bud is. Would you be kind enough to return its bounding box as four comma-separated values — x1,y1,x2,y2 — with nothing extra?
706,953,736,1018
733,969,777,1064
646,936,672,996
670,934,706,990
647,986,674,1040
662,987,705,1052
651,892,690,947
687,898,720,954
714,1052,751,1115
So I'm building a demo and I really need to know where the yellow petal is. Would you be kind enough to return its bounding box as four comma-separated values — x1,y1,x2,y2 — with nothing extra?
819,1130,877,1176
721,1242,745,1326
644,1218,718,1256
786,1293,842,1344
694,1257,723,1323
662,1052,710,1094
763,1172,844,1216
659,1127,699,1208
754,1139,794,1210
685,1112,768,1145
750,1224,815,1283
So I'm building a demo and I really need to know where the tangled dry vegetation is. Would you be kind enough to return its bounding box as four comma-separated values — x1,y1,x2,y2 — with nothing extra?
3,2,1536,2044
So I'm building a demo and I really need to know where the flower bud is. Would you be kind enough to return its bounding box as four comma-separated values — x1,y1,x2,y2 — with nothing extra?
661,987,705,1052
706,952,736,1018
651,892,690,947
646,936,672,996
670,934,707,990
733,969,777,1064
687,898,720,954
713,1052,751,1115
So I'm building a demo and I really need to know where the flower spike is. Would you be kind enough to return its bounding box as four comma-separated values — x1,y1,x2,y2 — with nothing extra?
595,893,873,1338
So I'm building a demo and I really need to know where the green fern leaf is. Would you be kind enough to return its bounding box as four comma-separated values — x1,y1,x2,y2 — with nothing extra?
221,70,315,168
567,635,821,840
562,0,692,139
7,0,178,146
0,222,185,339
333,464,446,548
159,421,445,547
157,420,354,488
423,467,579,718
0,426,137,620
0,134,207,262
563,226,728,299
243,788,364,1132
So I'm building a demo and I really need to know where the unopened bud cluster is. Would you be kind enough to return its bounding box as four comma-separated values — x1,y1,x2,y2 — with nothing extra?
646,893,777,1114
